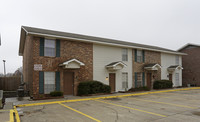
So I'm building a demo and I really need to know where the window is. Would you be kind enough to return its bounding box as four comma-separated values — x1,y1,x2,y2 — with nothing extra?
44,72,55,94
44,39,56,57
175,73,179,82
175,56,179,65
122,48,128,61
137,50,143,62
136,72,143,87
122,72,128,89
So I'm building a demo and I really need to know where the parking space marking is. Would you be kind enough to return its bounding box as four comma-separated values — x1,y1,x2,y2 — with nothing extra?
59,103,101,122
127,97,198,109
9,110,14,122
13,106,20,122
94,100,167,117
16,87,200,108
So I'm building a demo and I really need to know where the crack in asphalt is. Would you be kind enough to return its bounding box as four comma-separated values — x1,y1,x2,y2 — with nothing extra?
101,104,119,122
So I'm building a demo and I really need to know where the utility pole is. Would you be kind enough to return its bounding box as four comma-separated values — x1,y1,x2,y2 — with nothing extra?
3,60,6,76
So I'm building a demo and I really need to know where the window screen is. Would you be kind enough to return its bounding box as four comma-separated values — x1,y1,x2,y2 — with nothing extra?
175,56,179,65
122,48,128,61
175,73,179,82
44,72,55,94
137,72,143,87
137,50,143,62
122,72,128,89
44,39,56,57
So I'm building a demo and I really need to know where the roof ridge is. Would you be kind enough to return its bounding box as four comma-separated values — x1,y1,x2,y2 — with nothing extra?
20,26,186,56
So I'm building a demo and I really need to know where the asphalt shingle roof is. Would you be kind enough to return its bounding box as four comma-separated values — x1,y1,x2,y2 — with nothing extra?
168,65,180,69
19,26,186,55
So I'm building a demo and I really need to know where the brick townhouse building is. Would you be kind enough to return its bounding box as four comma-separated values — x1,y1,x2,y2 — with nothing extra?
19,26,185,99
178,43,200,86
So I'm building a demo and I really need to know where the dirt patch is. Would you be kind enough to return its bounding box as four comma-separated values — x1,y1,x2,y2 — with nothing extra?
105,98,121,101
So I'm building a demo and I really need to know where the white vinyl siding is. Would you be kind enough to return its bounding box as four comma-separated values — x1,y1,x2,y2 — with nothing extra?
44,39,56,57
122,72,128,89
44,72,55,94
93,44,132,92
122,48,128,61
137,72,143,87
137,50,143,62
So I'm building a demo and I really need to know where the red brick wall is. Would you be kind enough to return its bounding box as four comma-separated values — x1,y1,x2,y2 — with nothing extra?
132,50,161,88
23,35,34,94
27,37,93,99
180,46,200,86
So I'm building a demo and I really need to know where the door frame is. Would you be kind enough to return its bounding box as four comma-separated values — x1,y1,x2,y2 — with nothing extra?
169,74,172,81
109,73,116,92
147,73,152,89
63,71,74,95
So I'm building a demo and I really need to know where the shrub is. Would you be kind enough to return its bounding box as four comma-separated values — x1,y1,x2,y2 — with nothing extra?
128,86,150,92
153,80,173,89
78,81,111,96
50,91,63,97
101,85,111,93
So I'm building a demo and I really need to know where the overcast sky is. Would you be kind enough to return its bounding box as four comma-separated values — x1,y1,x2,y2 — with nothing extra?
0,0,200,73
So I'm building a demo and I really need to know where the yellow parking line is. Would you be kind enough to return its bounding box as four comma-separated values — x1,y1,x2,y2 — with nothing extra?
127,97,197,109
59,103,101,122
9,110,14,122
16,87,200,108
95,100,167,117
13,106,20,122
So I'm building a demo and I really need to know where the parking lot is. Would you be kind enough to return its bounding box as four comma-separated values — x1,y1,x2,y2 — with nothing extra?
17,88,200,122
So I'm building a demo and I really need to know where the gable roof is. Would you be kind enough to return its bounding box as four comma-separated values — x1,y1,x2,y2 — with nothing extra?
59,59,85,66
144,63,162,70
177,43,200,51
168,65,183,70
144,63,161,68
19,26,186,56
106,61,127,67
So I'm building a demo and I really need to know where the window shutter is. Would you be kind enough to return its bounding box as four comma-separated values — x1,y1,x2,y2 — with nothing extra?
135,49,137,62
56,39,60,57
135,72,137,88
40,38,44,56
39,71,44,94
142,50,145,62
56,71,60,91
142,72,145,86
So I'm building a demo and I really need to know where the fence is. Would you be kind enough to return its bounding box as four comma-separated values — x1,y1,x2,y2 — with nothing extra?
0,77,21,91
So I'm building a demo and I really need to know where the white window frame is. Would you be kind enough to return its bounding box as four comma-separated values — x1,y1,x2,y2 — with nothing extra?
175,56,179,65
137,50,143,62
44,72,55,94
122,48,128,61
44,39,56,57
122,72,128,89
175,73,179,82
137,72,143,87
